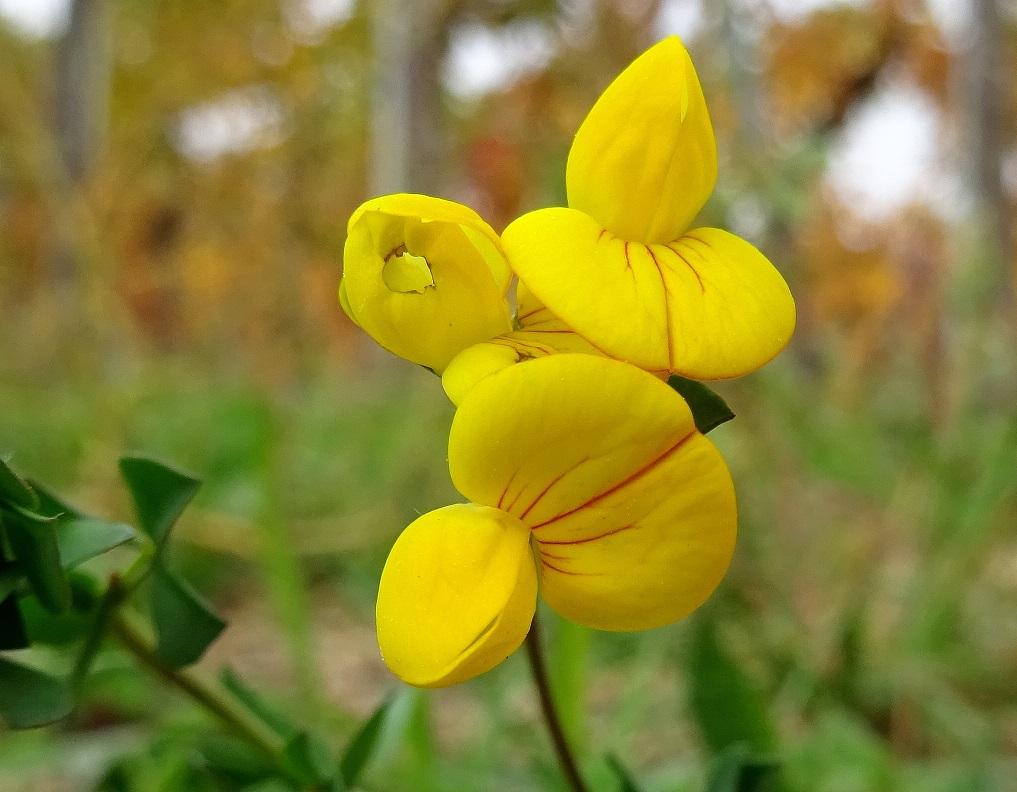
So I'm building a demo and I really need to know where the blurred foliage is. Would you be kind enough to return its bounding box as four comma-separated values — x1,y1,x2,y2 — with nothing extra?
1,0,1017,790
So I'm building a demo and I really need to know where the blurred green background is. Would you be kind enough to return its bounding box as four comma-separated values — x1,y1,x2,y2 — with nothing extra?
1,0,1016,790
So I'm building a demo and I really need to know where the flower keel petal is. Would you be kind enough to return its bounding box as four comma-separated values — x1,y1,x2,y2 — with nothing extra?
376,504,536,688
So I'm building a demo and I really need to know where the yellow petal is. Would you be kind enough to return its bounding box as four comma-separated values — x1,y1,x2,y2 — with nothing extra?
442,336,555,406
532,430,734,631
566,36,717,244
503,211,796,378
442,281,613,406
376,503,536,688
449,354,736,631
342,194,513,372
658,228,796,377
514,281,608,357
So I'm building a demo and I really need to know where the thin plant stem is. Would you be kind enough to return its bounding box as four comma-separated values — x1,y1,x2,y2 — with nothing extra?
110,607,306,784
524,612,591,792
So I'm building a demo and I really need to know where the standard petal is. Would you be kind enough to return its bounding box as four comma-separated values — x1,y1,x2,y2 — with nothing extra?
448,354,736,631
376,503,536,688
342,194,513,372
566,36,717,244
503,213,796,379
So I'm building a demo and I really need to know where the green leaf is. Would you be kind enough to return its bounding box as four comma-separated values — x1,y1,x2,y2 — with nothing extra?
339,695,394,787
119,456,201,549
705,744,780,792
2,504,72,614
281,732,334,786
220,667,298,739
549,615,589,750
196,733,276,786
241,781,298,792
56,516,136,569
0,457,40,511
0,655,73,728
150,566,226,667
27,480,85,519
606,754,643,792
666,375,735,434
0,564,23,601
20,575,96,645
0,593,29,650
689,618,776,754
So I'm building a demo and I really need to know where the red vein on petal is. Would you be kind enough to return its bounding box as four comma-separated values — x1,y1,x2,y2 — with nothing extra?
664,243,705,294
538,523,635,546
497,468,520,509
517,306,546,323
529,433,693,532
504,483,527,512
623,240,632,272
518,458,589,520
540,557,599,577
538,549,573,562
647,245,675,369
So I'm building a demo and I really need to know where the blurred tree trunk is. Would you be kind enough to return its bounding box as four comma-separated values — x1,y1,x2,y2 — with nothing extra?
967,0,1015,336
369,0,414,194
409,5,448,195
50,0,111,339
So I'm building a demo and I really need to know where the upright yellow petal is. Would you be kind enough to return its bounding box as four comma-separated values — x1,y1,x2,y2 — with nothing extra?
376,504,537,688
503,211,796,379
449,355,736,631
566,36,717,244
342,194,513,372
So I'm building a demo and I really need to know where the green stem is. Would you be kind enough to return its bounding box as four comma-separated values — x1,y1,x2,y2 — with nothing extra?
524,612,591,792
111,607,299,782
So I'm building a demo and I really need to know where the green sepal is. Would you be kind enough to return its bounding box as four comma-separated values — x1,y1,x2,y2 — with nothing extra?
705,743,780,792
119,456,201,550
1,503,72,614
339,695,394,788
0,457,40,511
0,655,73,728
666,375,735,434
151,566,226,668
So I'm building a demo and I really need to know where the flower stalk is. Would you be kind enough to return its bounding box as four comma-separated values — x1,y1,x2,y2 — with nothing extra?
525,612,591,792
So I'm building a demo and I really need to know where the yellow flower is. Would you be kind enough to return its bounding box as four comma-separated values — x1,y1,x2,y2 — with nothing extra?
501,36,796,380
340,193,514,373
376,354,736,688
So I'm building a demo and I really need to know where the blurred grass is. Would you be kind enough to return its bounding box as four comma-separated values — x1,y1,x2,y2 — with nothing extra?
2,323,1015,791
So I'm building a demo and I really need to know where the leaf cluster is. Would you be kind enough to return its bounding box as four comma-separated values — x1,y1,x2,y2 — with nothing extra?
0,454,395,792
